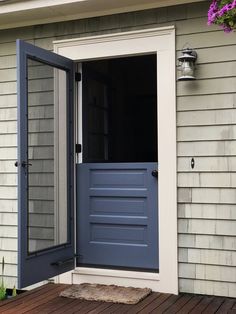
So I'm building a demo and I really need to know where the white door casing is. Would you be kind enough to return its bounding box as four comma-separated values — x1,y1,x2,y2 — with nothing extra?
54,26,177,294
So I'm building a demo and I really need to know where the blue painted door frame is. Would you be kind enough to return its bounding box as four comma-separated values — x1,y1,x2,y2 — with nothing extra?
17,40,75,288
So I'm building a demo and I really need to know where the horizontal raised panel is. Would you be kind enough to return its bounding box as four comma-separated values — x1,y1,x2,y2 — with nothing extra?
90,169,147,188
0,199,17,212
0,68,16,82
28,200,54,214
177,30,236,50
178,156,236,172
178,203,236,220
178,218,236,236
177,94,236,111
0,55,16,69
179,248,236,266
29,173,53,186
29,213,54,228
0,238,17,251
0,186,16,199
177,109,236,127
29,187,54,200
0,108,16,121
178,141,236,157
179,234,236,251
90,223,147,245
0,173,16,185
0,226,17,237
178,78,236,97
90,196,147,216
178,173,236,188
28,227,54,240
178,125,236,141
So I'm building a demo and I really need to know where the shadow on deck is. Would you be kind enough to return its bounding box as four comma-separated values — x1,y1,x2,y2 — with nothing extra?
0,283,235,313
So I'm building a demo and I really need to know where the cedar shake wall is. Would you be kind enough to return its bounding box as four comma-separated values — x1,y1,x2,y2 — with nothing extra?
0,0,235,296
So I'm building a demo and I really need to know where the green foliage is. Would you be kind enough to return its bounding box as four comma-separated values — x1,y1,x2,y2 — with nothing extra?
12,286,17,297
0,257,6,300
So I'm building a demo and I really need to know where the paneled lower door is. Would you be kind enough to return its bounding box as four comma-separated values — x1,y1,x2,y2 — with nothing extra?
77,163,158,270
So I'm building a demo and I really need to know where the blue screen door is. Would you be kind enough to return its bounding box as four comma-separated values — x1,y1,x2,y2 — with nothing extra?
17,40,75,288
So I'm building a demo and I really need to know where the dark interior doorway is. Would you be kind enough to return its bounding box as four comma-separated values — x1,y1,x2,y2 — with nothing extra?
82,54,157,163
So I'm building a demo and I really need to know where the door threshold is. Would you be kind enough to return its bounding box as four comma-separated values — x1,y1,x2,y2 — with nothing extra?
72,267,160,291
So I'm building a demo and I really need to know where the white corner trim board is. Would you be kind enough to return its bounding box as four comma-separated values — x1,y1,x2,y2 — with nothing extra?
54,26,178,294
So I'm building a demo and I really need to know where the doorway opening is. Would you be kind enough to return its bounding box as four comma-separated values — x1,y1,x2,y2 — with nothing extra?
77,54,159,272
82,54,157,163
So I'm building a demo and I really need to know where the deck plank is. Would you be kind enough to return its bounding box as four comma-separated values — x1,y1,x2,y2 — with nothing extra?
134,293,171,313
189,296,215,314
202,297,225,313
0,284,234,314
0,284,62,312
216,298,236,314
3,284,67,314
164,294,193,313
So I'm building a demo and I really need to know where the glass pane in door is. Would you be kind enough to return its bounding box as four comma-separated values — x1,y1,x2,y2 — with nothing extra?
27,58,68,253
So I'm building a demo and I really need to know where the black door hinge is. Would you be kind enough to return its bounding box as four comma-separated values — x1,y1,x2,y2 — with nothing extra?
75,144,82,153
75,72,81,82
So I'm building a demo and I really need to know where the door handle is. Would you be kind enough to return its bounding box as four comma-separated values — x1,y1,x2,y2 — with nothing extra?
152,170,158,178
15,161,32,167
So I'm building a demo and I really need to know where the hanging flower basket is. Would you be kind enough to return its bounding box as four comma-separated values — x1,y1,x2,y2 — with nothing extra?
208,0,236,32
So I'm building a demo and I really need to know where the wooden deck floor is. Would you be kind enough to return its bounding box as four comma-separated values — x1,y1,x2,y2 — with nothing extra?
0,283,235,313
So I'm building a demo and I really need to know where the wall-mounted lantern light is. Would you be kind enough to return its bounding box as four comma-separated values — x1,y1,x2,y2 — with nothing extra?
177,48,197,81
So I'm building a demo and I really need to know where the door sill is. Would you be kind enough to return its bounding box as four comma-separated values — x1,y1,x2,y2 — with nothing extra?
72,267,160,291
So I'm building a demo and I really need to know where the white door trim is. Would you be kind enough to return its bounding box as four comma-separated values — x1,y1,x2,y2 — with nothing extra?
54,26,178,294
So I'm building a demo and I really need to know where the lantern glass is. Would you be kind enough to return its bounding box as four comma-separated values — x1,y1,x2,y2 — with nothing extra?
177,48,197,81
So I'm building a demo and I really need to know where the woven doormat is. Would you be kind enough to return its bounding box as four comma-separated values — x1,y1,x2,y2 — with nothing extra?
60,283,152,304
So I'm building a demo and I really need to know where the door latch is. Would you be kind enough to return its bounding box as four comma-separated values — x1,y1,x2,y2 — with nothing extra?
151,170,158,178
14,161,32,167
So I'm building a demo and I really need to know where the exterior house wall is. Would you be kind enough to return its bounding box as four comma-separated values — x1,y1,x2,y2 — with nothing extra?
0,0,236,296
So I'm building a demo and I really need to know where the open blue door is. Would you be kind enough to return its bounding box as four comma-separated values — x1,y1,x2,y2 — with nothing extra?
17,40,75,288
